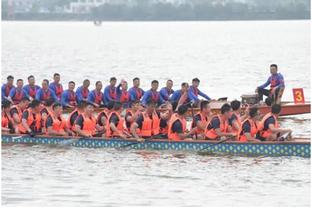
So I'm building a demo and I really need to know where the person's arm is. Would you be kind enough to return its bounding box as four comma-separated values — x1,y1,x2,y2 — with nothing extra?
1,85,7,100
188,88,199,102
258,77,270,89
109,114,126,139
172,120,194,139
10,108,20,124
61,91,69,107
35,89,41,101
160,88,169,101
103,87,111,103
211,118,236,138
141,91,150,106
51,90,58,102
7,88,15,104
76,87,83,103
274,74,285,89
128,88,136,101
74,115,91,137
194,115,206,131
46,116,67,136
87,92,100,108
198,89,211,100
268,123,291,134
130,114,144,140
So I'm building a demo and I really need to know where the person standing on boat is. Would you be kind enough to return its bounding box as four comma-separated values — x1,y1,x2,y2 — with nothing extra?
188,78,211,106
205,103,237,140
103,77,118,105
238,107,261,142
191,100,211,139
258,104,292,141
128,77,144,102
170,82,189,110
49,73,63,101
35,79,58,105
75,102,98,137
23,75,41,100
256,64,285,105
9,97,30,133
76,79,90,104
7,79,29,105
2,101,13,133
159,80,174,102
116,80,130,108
1,75,15,102
87,81,105,108
141,80,165,107
61,81,77,109
46,103,74,136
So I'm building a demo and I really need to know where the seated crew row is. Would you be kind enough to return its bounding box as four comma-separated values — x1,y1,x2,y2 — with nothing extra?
1,74,211,109
1,98,292,142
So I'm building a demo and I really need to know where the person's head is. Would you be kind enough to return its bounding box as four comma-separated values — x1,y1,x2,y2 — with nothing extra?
166,80,173,89
192,78,200,88
200,100,210,114
85,102,94,115
221,103,231,119
271,104,281,115
68,81,75,91
133,77,140,88
27,75,35,85
106,101,115,111
146,100,156,113
151,80,159,91
95,81,102,91
249,107,259,120
52,103,63,116
110,77,117,87
16,79,23,88
83,79,90,88
77,101,87,111
42,79,49,89
121,80,128,90
177,104,188,117
29,99,41,113
230,100,241,111
53,73,61,83
181,82,189,93
2,100,11,111
130,100,141,111
7,75,14,86
45,98,55,107
113,101,123,112
270,64,278,75
19,97,30,109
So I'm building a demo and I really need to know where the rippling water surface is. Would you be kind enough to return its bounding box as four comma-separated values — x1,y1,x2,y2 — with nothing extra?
2,20,310,206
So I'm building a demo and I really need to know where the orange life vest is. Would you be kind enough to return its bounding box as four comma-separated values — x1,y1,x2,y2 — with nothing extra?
81,113,96,136
46,114,66,134
10,105,23,124
168,113,187,141
138,111,160,137
192,112,209,134
18,108,41,134
2,113,9,128
258,113,279,139
228,112,242,134
67,109,80,131
41,107,54,133
96,109,108,127
205,115,229,139
106,111,125,137
238,118,258,142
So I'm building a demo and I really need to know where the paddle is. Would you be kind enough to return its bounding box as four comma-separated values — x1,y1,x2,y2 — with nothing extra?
190,101,198,140
118,135,158,149
197,137,232,154
57,136,85,147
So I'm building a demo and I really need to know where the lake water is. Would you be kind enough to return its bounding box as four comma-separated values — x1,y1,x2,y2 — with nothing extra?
1,20,310,206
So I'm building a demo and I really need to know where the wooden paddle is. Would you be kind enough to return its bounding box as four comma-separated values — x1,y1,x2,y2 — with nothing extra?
197,137,232,154
190,101,198,140
118,135,158,149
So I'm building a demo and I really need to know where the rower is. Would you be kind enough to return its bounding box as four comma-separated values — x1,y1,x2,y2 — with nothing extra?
128,77,144,102
46,103,74,136
61,81,77,109
205,103,237,140
227,100,245,136
23,75,41,100
106,102,130,139
238,107,260,142
76,79,90,104
7,79,28,105
1,75,14,102
103,77,117,105
169,82,189,110
141,80,165,107
159,80,174,102
35,79,58,105
168,105,196,141
18,99,42,136
67,101,87,134
188,78,211,106
258,104,292,141
158,102,173,138
49,73,63,101
191,100,211,139
256,64,285,105
125,100,141,133
75,102,98,137
40,98,55,134
130,100,160,140
96,101,114,134
9,97,30,133
87,81,105,108
117,80,130,108
1,101,13,133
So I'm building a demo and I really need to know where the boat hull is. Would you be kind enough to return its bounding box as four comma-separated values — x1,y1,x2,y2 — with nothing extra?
2,134,310,158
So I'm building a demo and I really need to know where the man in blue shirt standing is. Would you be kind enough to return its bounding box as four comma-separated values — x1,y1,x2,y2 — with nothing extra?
188,78,211,106
159,80,174,102
256,64,285,104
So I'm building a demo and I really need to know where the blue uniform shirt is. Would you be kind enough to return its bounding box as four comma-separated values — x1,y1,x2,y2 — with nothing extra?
76,86,89,103
35,88,57,102
159,87,174,101
8,87,28,103
128,87,145,102
1,84,14,101
141,89,165,106
61,90,77,107
103,85,117,105
188,86,211,102
23,84,41,98
88,90,104,105
258,73,285,89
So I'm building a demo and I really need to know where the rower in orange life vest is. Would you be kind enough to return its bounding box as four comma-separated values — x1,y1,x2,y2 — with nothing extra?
76,79,90,104
1,75,15,102
159,80,174,102
258,104,292,141
238,107,261,142
46,103,74,136
117,79,130,108
104,77,117,106
106,102,132,139
40,98,55,134
170,82,189,110
205,103,237,140
9,97,30,133
141,80,165,107
128,77,145,102
23,75,41,100
87,81,105,108
188,78,211,106
67,101,87,134
125,100,141,133
1,101,13,133
7,79,29,105
256,64,285,105
75,102,98,137
61,81,77,109
191,100,211,139
227,100,247,138
49,73,63,101
17,100,42,136
35,79,58,105
168,105,197,141
96,101,115,134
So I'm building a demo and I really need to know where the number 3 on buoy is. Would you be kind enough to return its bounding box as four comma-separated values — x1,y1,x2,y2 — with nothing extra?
292,88,305,104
